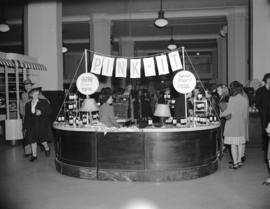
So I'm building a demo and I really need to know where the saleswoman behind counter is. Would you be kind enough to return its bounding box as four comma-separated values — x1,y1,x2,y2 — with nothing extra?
99,87,121,128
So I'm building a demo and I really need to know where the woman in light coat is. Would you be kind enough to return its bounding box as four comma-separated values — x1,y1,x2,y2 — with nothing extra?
220,81,249,169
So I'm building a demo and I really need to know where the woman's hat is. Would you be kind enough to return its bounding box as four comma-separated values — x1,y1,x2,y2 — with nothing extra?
29,85,42,95
23,79,34,85
262,73,270,83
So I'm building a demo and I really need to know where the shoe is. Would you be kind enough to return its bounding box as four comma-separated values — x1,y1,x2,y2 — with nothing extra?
228,161,233,164
237,162,243,167
241,156,246,163
45,150,50,157
29,156,37,162
229,164,238,169
262,178,270,185
24,153,31,158
40,145,45,152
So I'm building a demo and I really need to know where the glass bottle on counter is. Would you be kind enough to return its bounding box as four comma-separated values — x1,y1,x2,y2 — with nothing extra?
82,114,87,125
68,115,74,126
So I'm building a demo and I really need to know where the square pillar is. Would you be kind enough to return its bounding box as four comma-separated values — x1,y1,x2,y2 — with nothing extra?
217,37,227,84
251,0,270,81
24,1,63,90
227,8,248,85
90,14,112,90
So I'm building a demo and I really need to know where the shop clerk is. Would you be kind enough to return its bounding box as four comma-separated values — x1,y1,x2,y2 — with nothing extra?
99,87,121,128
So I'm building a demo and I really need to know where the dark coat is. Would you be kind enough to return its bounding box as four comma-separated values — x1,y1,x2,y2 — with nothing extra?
255,85,270,150
23,99,53,144
255,85,270,128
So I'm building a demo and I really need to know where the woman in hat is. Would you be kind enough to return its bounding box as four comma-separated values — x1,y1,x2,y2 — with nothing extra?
99,87,120,128
23,86,52,161
20,79,35,156
20,79,49,157
220,81,249,169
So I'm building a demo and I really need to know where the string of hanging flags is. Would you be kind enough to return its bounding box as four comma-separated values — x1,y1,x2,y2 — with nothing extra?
89,49,183,78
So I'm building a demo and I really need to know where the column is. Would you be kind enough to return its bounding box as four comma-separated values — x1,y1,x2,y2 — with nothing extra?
24,1,63,90
119,37,135,88
227,8,248,85
90,14,112,91
251,0,270,81
217,37,227,84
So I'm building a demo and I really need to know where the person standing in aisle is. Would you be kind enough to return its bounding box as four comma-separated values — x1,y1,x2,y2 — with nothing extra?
263,124,270,185
241,85,250,163
23,86,52,162
20,79,49,157
255,73,270,160
20,79,34,157
220,81,249,169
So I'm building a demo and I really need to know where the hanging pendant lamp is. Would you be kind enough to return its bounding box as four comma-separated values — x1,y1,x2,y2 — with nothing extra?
62,42,68,53
154,0,168,28
0,6,10,32
167,27,177,50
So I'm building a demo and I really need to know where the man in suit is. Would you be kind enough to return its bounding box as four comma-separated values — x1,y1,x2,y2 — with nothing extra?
255,73,270,158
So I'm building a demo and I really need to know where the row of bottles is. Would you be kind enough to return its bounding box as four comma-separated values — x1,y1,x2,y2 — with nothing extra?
147,114,219,128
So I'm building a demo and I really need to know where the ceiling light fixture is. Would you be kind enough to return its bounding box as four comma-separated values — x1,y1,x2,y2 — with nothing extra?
167,27,177,50
154,0,168,28
0,6,10,32
62,42,68,53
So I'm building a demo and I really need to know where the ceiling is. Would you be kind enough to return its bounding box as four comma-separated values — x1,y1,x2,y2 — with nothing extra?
0,0,248,55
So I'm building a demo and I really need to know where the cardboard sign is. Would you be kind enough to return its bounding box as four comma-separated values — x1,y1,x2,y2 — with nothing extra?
173,71,196,94
76,73,99,95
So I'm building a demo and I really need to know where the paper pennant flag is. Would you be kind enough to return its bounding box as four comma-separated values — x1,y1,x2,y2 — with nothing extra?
90,54,104,75
102,56,115,77
143,57,156,77
130,59,141,78
115,58,127,78
155,54,169,75
168,51,183,72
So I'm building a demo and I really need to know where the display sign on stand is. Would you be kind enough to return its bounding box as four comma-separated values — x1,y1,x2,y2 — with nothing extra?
76,72,99,96
173,70,196,94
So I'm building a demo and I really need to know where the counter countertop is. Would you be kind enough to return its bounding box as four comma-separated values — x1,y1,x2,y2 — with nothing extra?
53,122,220,133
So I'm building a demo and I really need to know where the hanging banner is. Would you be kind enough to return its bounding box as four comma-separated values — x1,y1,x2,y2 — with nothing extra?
173,70,196,94
156,54,169,75
130,59,141,78
76,72,99,95
143,57,156,77
90,54,104,75
115,58,127,78
168,51,182,72
102,56,114,77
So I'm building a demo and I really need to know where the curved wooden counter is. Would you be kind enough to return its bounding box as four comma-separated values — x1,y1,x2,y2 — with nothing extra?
53,124,220,182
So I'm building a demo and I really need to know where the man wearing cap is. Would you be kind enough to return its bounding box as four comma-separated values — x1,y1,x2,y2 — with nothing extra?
255,73,270,159
20,79,48,157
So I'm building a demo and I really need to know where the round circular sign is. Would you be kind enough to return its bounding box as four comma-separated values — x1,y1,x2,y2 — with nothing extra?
173,71,196,94
76,73,99,95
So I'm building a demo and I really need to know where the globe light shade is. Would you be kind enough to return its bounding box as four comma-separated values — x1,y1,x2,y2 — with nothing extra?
0,23,10,32
154,10,168,28
167,39,177,50
62,46,68,53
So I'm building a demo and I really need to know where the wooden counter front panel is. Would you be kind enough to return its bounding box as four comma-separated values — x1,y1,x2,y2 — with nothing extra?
57,130,97,167
144,129,217,170
97,132,145,170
